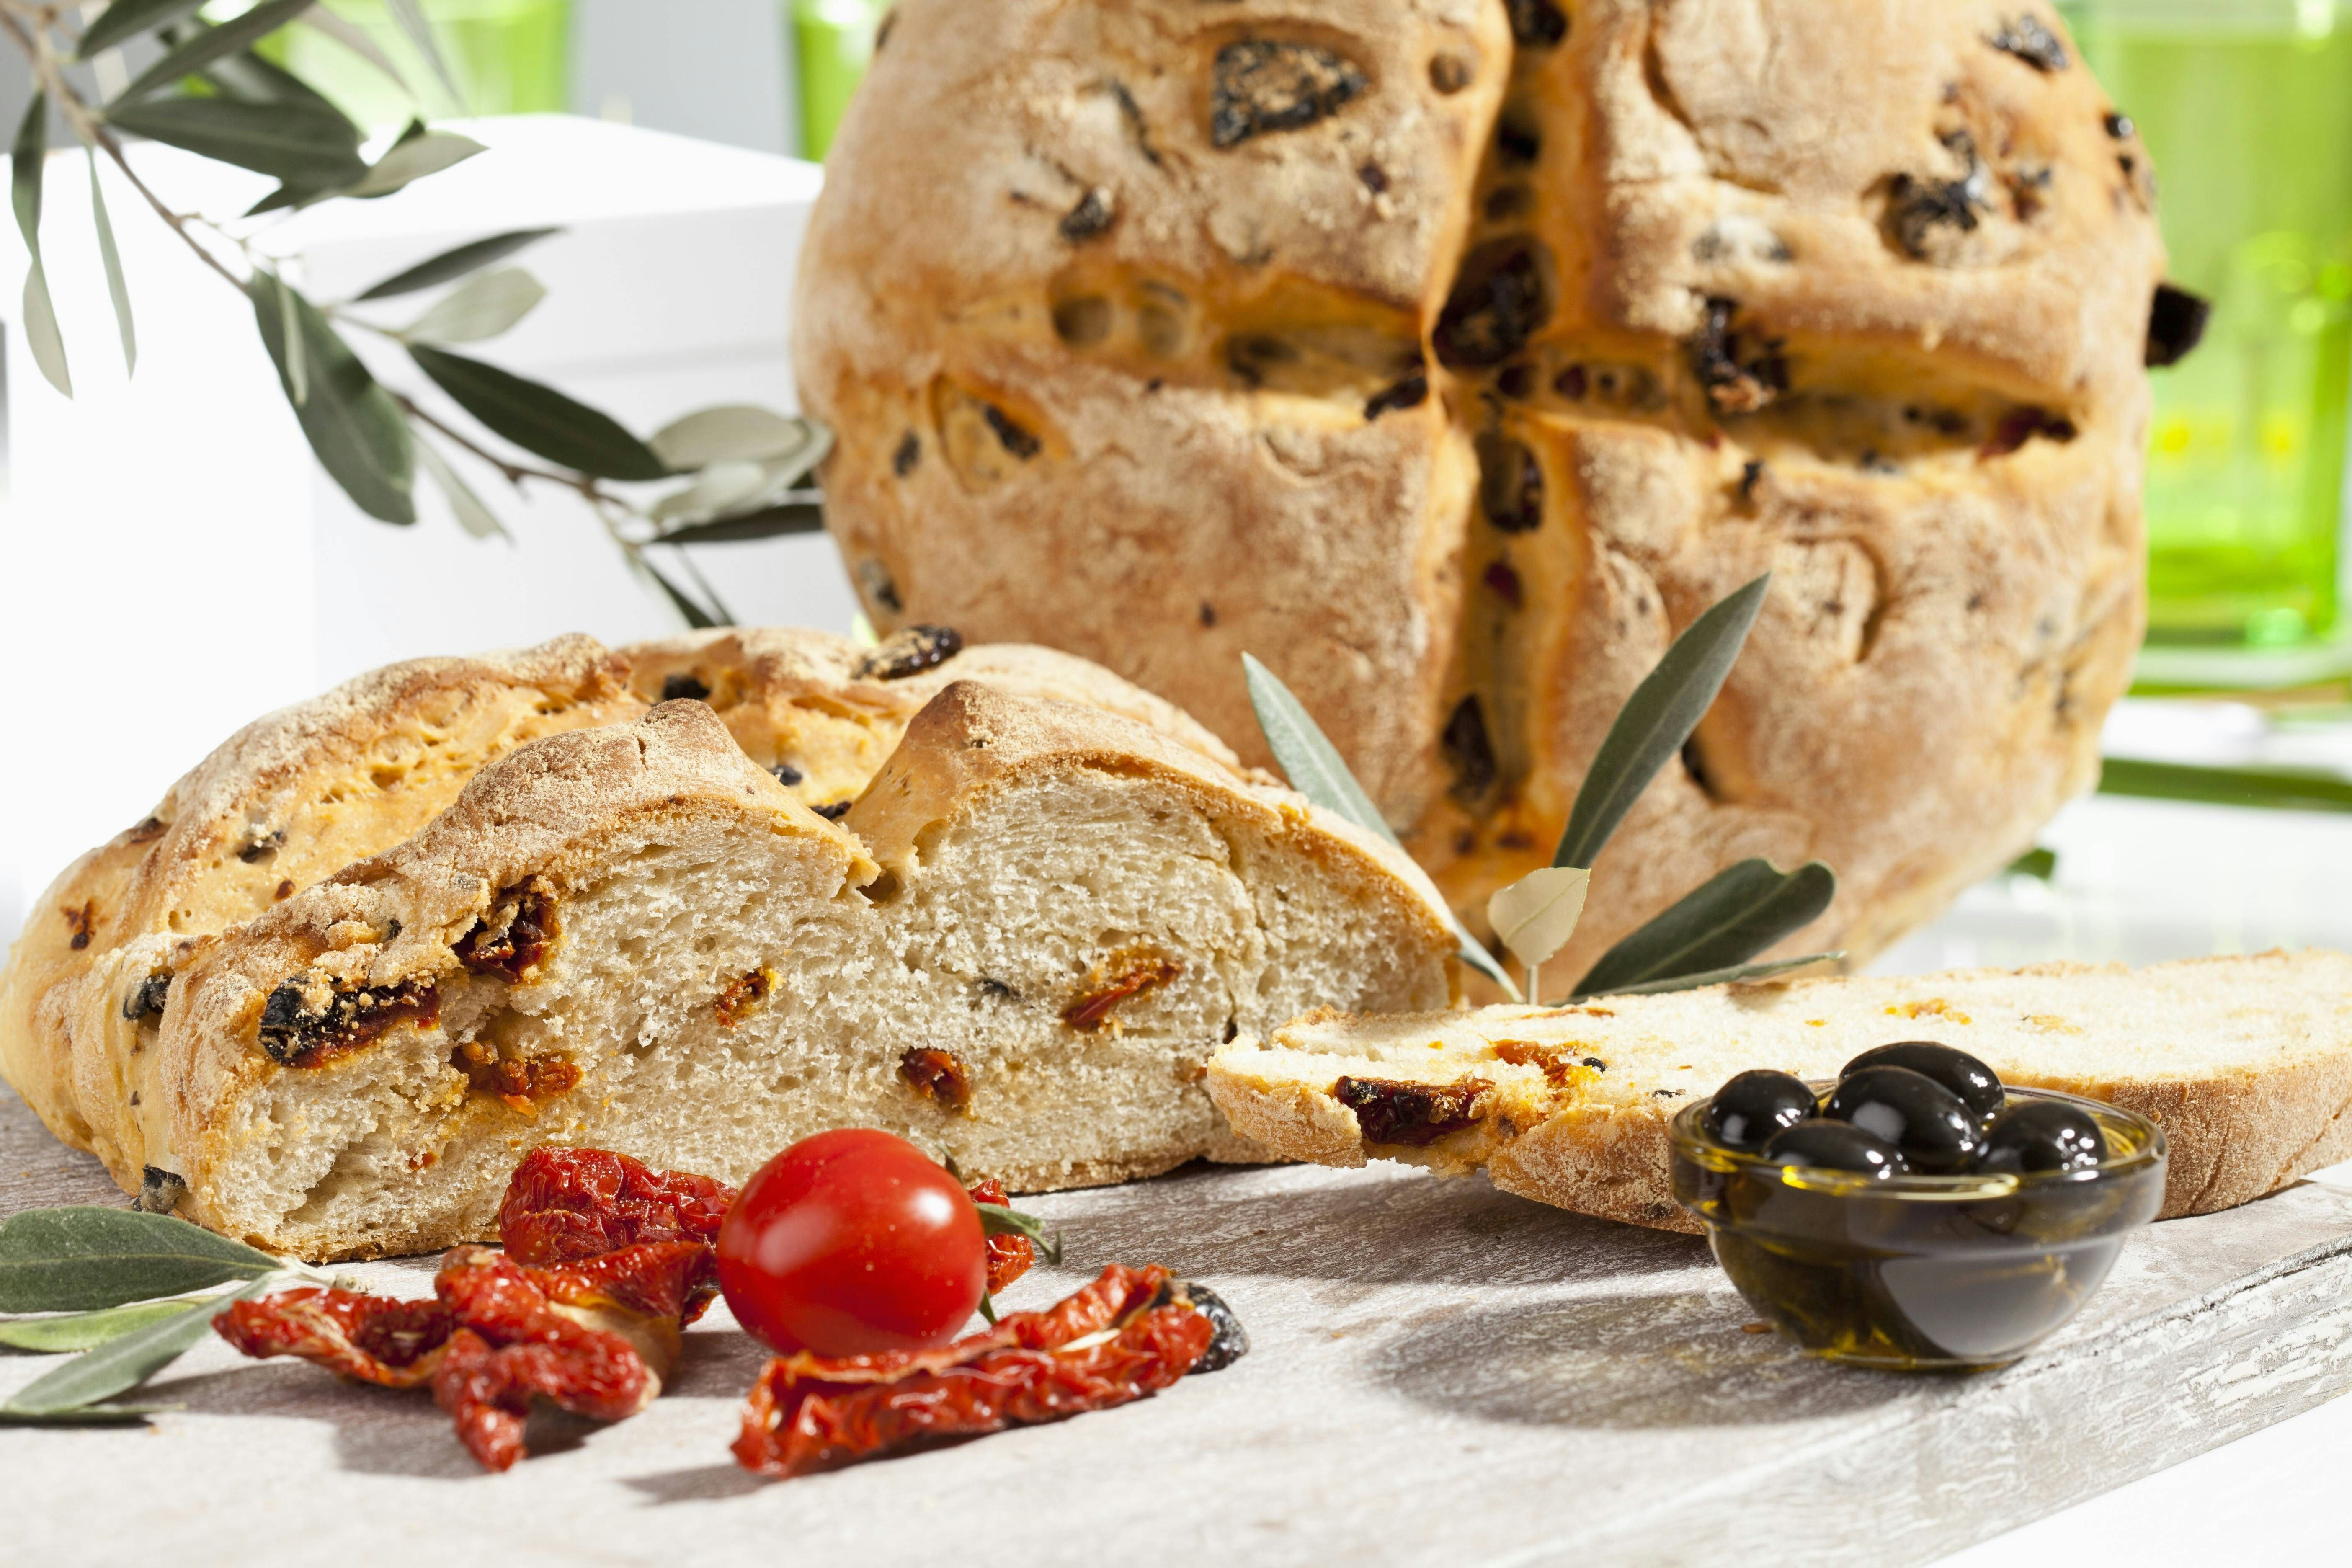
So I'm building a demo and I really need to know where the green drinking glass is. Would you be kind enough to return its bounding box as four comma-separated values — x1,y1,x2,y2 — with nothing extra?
2061,1,2352,677
789,0,886,160
259,0,572,127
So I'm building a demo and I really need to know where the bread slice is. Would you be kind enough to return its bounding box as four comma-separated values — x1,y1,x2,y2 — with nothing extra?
618,625,1247,813
145,690,1453,1260
0,624,1253,1210
1206,952,2352,1232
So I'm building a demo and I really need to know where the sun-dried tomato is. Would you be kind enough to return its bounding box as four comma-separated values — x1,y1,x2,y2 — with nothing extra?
965,1176,1034,1294
732,1264,1238,1480
498,1145,735,1276
217,1289,455,1388
218,1239,708,1473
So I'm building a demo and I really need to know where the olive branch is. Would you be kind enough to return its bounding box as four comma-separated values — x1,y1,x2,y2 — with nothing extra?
3,0,820,627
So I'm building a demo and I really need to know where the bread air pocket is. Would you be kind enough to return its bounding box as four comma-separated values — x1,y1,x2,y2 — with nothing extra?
155,693,1455,1262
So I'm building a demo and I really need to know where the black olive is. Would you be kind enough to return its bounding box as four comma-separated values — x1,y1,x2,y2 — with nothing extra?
1176,1282,1250,1373
1702,1069,1815,1151
2147,283,2212,368
1841,1041,2004,1121
1760,1120,1909,1179
659,673,711,704
1820,1066,1979,1172
1974,1100,2108,1175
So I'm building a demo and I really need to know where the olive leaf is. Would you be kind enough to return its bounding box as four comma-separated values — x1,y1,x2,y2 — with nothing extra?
0,1296,205,1353
654,499,827,545
399,266,544,344
2097,757,2352,815
1485,864,1590,985
108,96,368,192
250,271,417,523
414,436,509,542
0,1403,175,1425
12,91,70,397
648,406,831,475
200,44,351,121
1552,573,1772,871
1242,654,1521,1000
3,1275,279,1416
408,344,670,481
0,1207,280,1314
342,128,484,200
975,1203,1063,1267
87,156,135,374
272,266,305,404
384,0,467,112
115,0,320,103
2007,846,2058,881
1586,952,1843,998
295,7,413,96
1572,858,1836,999
649,459,768,524
638,555,723,629
77,0,210,59
353,227,559,300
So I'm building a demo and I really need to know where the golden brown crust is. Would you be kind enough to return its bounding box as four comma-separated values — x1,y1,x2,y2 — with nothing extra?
800,0,2166,976
617,626,1244,812
0,636,645,1188
1209,951,2352,1229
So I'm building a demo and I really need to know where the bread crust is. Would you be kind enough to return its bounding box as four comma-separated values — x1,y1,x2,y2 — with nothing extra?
799,0,2166,978
0,637,644,1191
1208,952,2352,1231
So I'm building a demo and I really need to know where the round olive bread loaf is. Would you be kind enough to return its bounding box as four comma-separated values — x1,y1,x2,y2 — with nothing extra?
796,0,2171,976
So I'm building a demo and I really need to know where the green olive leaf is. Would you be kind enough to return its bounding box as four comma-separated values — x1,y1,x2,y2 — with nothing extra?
352,227,560,300
77,0,210,59
107,96,367,191
2007,846,2058,880
295,8,413,95
1584,952,1844,999
0,1403,175,1425
2097,757,2352,814
1486,864,1590,973
12,92,70,398
1243,654,1520,1000
87,156,135,374
408,343,669,480
399,266,543,344
1572,858,1836,999
3,1276,279,1415
653,499,827,545
975,1203,1063,1267
340,129,484,200
0,1208,279,1314
638,555,723,629
384,0,467,112
114,0,322,103
250,271,416,523
413,438,509,542
648,406,831,474
0,1297,208,1353
1553,573,1771,871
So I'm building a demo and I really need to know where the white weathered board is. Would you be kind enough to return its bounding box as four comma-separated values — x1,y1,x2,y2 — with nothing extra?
4,1083,2349,1568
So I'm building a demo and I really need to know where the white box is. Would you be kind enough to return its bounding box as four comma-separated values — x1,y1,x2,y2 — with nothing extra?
0,115,852,949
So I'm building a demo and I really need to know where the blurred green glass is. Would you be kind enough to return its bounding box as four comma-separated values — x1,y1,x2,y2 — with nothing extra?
258,0,571,127
790,0,885,160
2061,0,2352,658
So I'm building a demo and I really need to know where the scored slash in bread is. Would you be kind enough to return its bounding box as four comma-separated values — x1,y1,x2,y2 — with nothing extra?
139,691,1453,1261
1206,952,2352,1231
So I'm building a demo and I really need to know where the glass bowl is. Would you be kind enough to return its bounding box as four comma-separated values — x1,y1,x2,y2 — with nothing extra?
1670,1085,2167,1371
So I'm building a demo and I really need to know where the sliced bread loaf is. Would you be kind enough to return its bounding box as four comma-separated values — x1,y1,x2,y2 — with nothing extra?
145,690,1453,1259
1206,952,2352,1231
1,626,1257,1206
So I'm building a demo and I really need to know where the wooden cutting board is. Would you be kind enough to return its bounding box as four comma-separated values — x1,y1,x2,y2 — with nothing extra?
5,1084,2349,1567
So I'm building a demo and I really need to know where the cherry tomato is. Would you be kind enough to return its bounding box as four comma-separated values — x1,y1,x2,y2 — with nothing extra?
715,1128,985,1356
